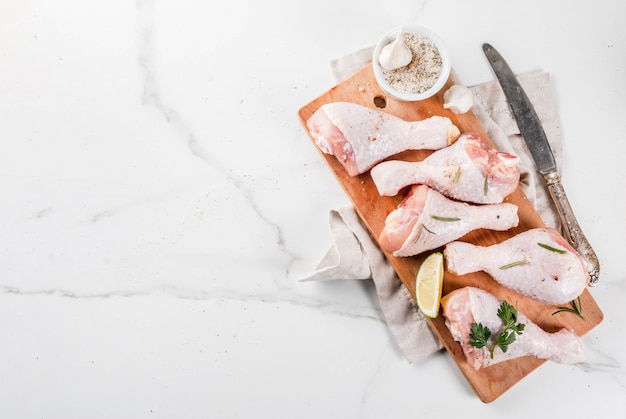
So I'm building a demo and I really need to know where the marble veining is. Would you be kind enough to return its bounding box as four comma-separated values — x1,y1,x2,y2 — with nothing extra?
0,0,624,417
134,0,296,283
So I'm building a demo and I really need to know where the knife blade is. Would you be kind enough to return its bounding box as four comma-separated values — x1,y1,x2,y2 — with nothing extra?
482,43,600,286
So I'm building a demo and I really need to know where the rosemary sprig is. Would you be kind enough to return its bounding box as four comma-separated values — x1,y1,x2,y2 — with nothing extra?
422,224,436,234
453,166,462,183
469,300,525,359
413,223,437,243
484,174,489,196
431,215,461,222
499,259,529,270
537,242,568,254
413,224,423,243
552,297,584,319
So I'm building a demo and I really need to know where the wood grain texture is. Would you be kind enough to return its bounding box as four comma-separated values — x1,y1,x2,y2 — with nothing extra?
297,64,603,403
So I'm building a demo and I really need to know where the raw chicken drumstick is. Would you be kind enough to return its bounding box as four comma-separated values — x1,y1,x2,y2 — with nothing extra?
378,184,518,257
441,287,585,370
370,132,520,204
306,102,460,176
444,227,589,305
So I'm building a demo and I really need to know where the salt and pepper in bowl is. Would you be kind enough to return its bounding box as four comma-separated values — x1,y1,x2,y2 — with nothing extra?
373,25,451,102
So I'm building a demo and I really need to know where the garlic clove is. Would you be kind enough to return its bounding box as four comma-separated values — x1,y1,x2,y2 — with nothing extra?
378,30,413,71
443,84,474,114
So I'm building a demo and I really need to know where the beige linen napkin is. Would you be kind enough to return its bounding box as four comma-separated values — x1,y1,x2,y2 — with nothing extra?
301,48,563,363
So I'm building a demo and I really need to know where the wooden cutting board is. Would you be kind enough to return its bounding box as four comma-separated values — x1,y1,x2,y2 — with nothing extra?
297,64,603,403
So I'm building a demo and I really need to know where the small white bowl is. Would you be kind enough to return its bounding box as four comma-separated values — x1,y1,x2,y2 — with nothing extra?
372,25,451,102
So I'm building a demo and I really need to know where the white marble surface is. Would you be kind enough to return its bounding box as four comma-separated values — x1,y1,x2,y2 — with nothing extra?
1,0,625,417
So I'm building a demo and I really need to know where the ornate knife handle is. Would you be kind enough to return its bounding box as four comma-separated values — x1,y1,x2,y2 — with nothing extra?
544,173,600,286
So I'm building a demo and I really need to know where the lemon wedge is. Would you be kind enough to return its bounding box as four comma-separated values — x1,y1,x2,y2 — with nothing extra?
415,252,444,318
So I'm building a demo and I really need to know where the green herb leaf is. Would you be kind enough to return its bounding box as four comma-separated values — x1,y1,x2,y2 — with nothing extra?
484,174,489,196
496,330,517,354
413,223,437,243
469,300,525,359
422,224,436,235
469,323,490,349
453,166,462,184
573,296,583,314
413,223,438,243
413,224,423,243
499,260,528,270
497,300,516,326
430,215,461,222
552,297,584,319
537,242,567,254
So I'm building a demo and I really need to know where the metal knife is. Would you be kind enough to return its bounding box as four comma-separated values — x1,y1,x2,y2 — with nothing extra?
482,43,600,286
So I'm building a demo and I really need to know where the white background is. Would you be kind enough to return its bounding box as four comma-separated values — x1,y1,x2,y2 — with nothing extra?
1,0,624,417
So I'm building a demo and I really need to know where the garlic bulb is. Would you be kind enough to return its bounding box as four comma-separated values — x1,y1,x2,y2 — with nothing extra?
443,85,474,114
378,30,413,71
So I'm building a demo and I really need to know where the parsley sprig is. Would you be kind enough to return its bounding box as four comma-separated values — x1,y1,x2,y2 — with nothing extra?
469,300,525,358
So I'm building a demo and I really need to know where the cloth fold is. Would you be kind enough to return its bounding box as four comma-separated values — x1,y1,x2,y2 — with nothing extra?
300,206,443,362
300,48,563,363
